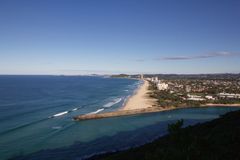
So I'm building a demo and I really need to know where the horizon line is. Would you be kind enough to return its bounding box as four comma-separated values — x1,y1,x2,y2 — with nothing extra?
0,72,240,76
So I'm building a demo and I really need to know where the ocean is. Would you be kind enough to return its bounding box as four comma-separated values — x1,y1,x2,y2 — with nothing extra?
0,75,239,160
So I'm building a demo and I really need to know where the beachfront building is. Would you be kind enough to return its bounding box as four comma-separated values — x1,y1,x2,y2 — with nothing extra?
157,83,168,90
205,95,216,100
145,78,152,81
187,94,205,101
218,93,240,99
151,77,159,83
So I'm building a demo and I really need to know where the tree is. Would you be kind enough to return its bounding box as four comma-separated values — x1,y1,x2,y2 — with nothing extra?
168,119,184,134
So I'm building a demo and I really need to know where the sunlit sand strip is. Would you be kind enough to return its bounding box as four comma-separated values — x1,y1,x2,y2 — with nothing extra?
74,79,160,121
122,80,157,110
73,79,240,121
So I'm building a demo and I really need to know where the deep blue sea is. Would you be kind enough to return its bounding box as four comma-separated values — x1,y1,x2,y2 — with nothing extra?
0,76,239,160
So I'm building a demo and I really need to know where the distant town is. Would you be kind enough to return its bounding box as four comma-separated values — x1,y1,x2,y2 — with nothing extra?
112,73,240,107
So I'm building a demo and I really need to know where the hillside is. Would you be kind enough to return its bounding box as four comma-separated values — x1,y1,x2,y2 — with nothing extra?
90,110,240,160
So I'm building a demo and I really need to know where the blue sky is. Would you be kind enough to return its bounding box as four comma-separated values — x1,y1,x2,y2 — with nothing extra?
0,0,240,75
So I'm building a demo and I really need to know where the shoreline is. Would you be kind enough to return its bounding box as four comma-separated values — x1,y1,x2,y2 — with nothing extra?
122,80,157,111
119,79,143,110
73,105,240,121
89,110,240,160
74,79,240,121
203,103,240,107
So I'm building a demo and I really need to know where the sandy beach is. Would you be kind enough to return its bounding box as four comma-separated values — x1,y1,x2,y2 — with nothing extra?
203,103,240,107
74,79,240,121
122,80,157,110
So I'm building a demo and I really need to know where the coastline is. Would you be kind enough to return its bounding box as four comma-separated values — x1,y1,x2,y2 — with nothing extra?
74,79,240,121
203,103,240,107
122,80,157,110
73,105,240,121
89,110,240,160
74,79,159,121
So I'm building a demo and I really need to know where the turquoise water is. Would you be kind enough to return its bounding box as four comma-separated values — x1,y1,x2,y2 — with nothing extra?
0,76,239,160
0,76,140,160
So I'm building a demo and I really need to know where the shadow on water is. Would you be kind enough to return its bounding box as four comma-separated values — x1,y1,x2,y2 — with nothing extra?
9,119,205,160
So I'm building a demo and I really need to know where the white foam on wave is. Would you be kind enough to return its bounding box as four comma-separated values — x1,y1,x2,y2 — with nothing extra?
122,95,130,107
87,108,104,115
49,107,81,118
103,98,122,108
72,108,78,111
52,126,62,130
52,111,69,117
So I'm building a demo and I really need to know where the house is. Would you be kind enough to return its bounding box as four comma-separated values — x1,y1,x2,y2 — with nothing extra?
157,83,168,90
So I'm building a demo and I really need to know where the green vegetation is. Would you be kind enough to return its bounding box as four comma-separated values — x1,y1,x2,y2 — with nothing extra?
215,98,240,104
168,119,184,134
149,83,180,107
90,110,240,160
148,82,203,107
148,78,240,108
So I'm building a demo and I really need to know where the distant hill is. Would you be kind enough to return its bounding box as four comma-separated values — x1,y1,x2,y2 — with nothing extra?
90,110,240,160
111,74,130,78
142,73,240,80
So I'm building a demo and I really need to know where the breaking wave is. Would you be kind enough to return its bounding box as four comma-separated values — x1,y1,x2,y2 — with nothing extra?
87,108,105,115
52,111,69,117
103,98,122,108
49,107,80,118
